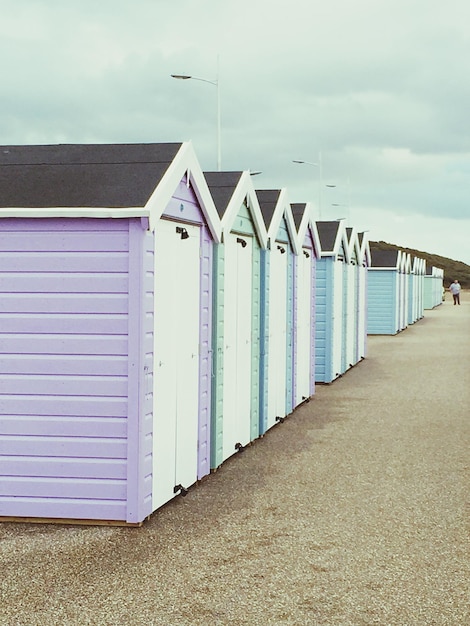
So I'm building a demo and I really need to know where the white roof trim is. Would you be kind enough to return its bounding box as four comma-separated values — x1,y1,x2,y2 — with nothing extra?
221,171,268,249
296,202,321,258
358,232,371,266
346,226,361,262
266,188,300,255
145,141,222,242
319,219,350,262
0,207,149,218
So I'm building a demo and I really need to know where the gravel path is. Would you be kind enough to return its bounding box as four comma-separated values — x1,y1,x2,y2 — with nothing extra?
1,296,469,626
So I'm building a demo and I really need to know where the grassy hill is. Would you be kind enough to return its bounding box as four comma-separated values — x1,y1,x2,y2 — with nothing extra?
369,241,470,289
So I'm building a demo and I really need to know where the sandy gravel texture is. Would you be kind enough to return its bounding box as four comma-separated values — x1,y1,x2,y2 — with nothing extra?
1,295,469,626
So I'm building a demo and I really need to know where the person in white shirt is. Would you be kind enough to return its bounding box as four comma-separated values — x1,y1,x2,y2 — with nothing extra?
449,280,461,305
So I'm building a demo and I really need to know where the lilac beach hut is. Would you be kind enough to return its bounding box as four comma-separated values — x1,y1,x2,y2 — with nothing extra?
0,142,221,525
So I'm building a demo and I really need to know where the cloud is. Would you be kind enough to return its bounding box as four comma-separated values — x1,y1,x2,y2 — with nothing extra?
0,0,468,263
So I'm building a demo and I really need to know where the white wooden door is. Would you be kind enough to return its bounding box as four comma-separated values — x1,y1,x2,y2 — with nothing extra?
332,261,344,379
267,243,288,429
357,266,367,359
152,220,200,510
235,236,253,448
174,224,200,491
296,249,311,406
347,263,356,368
222,235,253,461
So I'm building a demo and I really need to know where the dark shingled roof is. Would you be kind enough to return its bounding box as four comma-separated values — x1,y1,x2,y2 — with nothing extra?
316,221,340,252
0,143,182,208
256,189,281,230
204,171,244,218
370,248,400,267
291,203,307,231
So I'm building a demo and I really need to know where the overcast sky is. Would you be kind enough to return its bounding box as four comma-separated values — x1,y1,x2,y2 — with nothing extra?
1,0,469,264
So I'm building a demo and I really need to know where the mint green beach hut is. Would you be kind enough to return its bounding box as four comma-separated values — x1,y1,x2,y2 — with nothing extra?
205,171,268,468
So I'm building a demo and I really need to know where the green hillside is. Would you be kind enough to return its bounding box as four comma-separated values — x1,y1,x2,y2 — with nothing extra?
369,241,470,289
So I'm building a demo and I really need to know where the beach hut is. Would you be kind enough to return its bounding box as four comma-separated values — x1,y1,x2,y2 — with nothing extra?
257,189,299,433
356,232,371,361
151,148,221,511
315,220,350,383
408,256,425,325
367,247,404,335
399,252,411,331
344,227,361,371
291,203,320,408
416,257,426,318
0,142,221,524
424,264,444,309
204,171,268,467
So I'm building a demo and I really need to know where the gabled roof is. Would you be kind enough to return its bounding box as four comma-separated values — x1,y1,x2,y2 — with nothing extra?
204,170,268,248
0,143,180,209
425,264,444,277
256,188,299,254
413,256,426,275
291,202,306,232
0,142,222,241
369,247,401,269
291,202,320,257
358,232,371,266
346,226,361,263
402,252,412,273
316,220,350,261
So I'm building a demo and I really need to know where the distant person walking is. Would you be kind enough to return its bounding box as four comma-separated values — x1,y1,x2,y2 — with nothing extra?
449,280,461,305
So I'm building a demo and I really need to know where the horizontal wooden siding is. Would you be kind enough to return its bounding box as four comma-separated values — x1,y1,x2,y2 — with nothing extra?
0,218,132,521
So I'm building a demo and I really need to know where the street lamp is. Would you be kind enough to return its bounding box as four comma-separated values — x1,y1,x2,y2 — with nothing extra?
171,58,221,171
292,152,324,218
328,176,351,222
331,203,349,221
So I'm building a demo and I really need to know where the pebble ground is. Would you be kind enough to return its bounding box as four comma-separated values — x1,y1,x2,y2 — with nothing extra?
1,295,469,625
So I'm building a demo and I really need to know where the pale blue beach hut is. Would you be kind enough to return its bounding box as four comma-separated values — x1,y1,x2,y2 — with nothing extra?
257,189,299,433
367,246,404,335
424,264,444,309
356,232,371,361
291,203,321,408
315,220,350,383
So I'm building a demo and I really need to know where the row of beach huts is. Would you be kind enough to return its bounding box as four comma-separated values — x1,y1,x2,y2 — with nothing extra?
0,142,444,525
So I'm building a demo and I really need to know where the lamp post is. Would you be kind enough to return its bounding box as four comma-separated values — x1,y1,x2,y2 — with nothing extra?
331,203,349,222
292,151,324,218
329,176,351,222
171,57,221,171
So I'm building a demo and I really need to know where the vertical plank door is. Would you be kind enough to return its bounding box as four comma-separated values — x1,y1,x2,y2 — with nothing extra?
152,220,200,511
266,243,288,430
296,248,312,406
222,234,253,461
